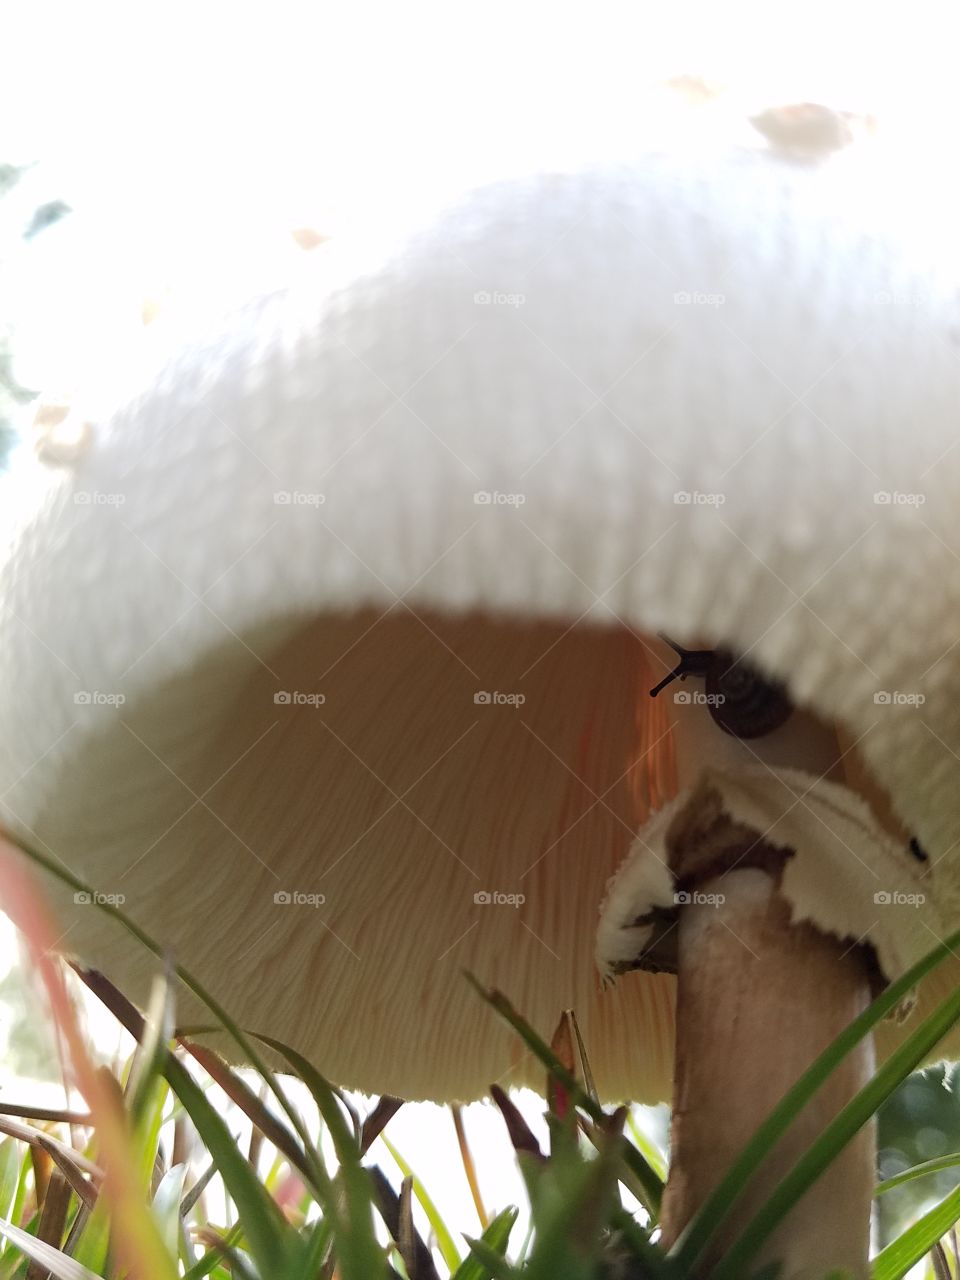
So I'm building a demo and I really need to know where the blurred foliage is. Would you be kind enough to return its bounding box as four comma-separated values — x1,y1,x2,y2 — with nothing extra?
0,965,60,1084
0,160,71,467
878,1064,960,1244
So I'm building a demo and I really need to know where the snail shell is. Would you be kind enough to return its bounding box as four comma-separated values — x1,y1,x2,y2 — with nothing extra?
705,649,793,739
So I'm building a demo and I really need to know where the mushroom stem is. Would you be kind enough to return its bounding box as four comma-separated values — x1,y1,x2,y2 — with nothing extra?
658,867,876,1278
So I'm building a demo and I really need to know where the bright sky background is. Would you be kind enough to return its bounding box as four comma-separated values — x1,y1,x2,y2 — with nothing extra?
0,1,955,1264
3,0,960,402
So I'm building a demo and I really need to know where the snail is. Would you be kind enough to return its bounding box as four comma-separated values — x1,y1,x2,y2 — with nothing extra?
649,636,794,739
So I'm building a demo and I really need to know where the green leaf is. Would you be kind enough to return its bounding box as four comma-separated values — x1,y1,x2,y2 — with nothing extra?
515,1109,631,1280
162,1053,291,1275
626,1111,668,1184
70,1195,111,1273
0,1144,20,1226
872,1180,960,1279
452,1206,518,1280
458,1235,516,1280
876,1152,960,1195
608,1206,678,1276
0,1213,104,1280
253,1033,386,1280
127,971,174,1127
182,1224,244,1280
152,1163,188,1259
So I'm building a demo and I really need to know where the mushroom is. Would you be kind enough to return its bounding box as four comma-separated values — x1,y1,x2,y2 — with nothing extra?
2,134,959,1274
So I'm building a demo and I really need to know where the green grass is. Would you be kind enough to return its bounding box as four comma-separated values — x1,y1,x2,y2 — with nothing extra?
3,837,960,1278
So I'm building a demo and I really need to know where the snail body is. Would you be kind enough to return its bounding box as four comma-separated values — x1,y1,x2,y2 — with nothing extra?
650,638,794,739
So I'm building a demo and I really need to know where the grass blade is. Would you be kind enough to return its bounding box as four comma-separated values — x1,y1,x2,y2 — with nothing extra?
452,1206,518,1280
380,1134,463,1273
5,832,314,1164
181,1041,316,1185
360,1098,404,1158
152,1163,188,1259
452,1106,488,1229
457,1235,515,1280
872,1181,960,1279
369,1166,442,1280
252,1034,386,1280
711,959,960,1277
876,1153,960,1195
75,968,293,1272
466,976,663,1215
0,1214,103,1280
670,924,960,1269
161,1054,292,1274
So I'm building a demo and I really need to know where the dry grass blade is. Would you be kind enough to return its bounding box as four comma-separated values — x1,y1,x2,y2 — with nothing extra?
467,976,663,1214
369,1166,441,1280
360,1097,403,1157
41,1152,98,1214
932,1242,951,1280
548,1012,576,1123
0,1105,92,1125
193,1226,259,1279
399,1176,417,1275
451,1106,487,1229
181,1041,314,1184
26,1169,72,1279
489,1086,543,1161
71,965,146,1037
248,1081,268,1170
0,1117,102,1187
566,1009,598,1105
179,1159,218,1218
70,968,315,1193
31,1144,52,1209
73,965,290,1274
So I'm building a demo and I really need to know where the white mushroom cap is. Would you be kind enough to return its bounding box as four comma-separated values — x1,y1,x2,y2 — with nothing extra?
3,140,960,1101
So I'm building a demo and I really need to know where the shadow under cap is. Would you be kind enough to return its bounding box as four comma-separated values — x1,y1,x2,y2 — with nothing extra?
19,604,960,1103
25,609,681,1101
